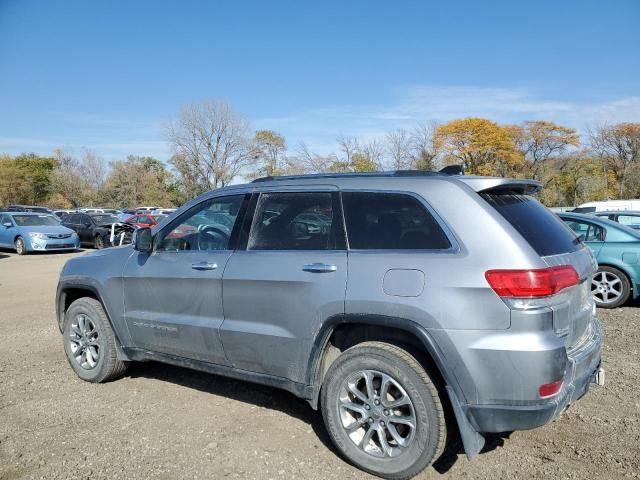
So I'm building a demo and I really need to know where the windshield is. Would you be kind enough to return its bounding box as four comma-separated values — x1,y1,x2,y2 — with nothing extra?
12,215,60,226
91,215,120,224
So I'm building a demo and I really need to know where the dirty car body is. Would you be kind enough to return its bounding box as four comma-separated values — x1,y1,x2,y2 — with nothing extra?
56,172,603,478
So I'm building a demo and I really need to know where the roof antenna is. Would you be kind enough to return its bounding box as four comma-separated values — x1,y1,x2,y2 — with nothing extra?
439,164,464,175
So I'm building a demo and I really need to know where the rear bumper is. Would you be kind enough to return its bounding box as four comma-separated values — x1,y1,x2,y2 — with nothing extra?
465,318,603,433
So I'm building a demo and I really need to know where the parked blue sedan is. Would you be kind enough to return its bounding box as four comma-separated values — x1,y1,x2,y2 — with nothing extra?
559,212,640,308
0,212,79,255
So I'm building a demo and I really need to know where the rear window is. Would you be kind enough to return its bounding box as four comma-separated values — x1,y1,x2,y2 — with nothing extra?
481,193,581,257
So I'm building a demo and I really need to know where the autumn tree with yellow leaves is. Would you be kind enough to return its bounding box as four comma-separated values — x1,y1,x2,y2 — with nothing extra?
434,118,525,176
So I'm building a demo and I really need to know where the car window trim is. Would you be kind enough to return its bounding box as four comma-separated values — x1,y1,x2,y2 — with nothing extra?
339,189,461,254
152,193,251,254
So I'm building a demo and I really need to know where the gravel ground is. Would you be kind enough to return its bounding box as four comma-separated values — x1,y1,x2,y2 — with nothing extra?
0,250,638,479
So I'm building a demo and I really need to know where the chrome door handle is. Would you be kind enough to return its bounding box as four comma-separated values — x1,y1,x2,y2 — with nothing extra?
191,262,218,271
302,263,337,273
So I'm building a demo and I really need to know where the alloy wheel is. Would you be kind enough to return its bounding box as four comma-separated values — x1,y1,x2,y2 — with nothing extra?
592,270,623,305
338,369,417,458
15,238,24,255
69,314,101,370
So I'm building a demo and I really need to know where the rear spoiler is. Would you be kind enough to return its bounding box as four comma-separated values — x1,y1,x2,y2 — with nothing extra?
457,177,543,195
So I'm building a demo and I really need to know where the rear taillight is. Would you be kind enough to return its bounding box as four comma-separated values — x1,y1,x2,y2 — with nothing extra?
485,265,579,298
538,379,564,399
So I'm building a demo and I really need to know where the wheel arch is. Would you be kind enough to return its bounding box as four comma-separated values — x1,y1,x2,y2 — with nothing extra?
305,314,465,410
57,283,130,360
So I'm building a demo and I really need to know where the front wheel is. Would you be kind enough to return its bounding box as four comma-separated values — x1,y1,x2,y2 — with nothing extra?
321,342,446,480
15,236,26,255
94,235,105,249
62,297,128,382
591,265,630,308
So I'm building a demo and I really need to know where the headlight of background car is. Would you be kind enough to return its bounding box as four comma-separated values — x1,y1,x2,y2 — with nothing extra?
28,232,48,240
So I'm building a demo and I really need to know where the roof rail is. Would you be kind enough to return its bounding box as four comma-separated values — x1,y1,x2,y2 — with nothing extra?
251,165,464,183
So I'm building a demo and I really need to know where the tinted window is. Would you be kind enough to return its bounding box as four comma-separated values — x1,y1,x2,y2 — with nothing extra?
157,195,244,251
248,192,341,250
482,194,581,256
342,192,451,250
563,219,605,242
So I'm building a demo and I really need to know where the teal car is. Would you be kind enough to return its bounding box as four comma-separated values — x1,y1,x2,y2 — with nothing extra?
559,212,640,308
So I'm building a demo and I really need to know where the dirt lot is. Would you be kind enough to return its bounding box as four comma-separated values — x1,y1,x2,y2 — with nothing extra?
0,250,638,480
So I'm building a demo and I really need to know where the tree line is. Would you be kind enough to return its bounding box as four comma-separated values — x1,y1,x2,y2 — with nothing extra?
1,99,639,208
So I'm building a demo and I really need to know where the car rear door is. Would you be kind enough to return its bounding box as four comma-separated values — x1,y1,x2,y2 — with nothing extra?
122,194,248,364
220,189,347,383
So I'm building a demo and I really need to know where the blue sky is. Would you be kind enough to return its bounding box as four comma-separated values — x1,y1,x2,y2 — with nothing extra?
0,0,638,160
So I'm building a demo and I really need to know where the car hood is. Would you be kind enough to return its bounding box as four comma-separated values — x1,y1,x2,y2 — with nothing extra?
18,225,76,235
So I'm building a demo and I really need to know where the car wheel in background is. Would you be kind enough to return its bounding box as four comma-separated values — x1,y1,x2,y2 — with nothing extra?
62,297,128,382
94,235,105,249
321,342,446,480
15,236,26,255
592,265,630,309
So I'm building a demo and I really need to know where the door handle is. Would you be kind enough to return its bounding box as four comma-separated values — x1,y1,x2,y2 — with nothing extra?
302,263,337,273
191,262,218,271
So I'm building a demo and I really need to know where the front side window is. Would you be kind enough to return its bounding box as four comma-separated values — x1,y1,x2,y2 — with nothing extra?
248,192,341,250
156,195,244,252
1,214,12,225
342,192,451,250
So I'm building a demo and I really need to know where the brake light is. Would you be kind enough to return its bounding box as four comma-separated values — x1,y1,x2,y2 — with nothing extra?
538,379,564,399
485,265,579,298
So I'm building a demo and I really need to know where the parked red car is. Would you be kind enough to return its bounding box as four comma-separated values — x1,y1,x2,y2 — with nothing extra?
124,214,166,228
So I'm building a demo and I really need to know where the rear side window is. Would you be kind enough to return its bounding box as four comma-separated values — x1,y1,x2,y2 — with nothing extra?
342,192,451,250
248,192,343,250
481,193,580,256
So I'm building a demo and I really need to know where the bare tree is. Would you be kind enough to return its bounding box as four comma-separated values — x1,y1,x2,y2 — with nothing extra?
386,129,413,170
167,99,253,192
362,138,385,169
79,149,107,191
293,142,336,173
337,135,360,166
50,148,91,207
410,121,439,170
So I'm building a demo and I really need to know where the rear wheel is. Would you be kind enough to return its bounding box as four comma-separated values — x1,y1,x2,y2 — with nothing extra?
321,342,446,480
591,265,630,308
14,236,26,255
62,297,128,382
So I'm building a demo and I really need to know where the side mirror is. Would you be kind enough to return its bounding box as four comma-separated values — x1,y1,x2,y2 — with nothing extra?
134,227,153,253
3,222,12,228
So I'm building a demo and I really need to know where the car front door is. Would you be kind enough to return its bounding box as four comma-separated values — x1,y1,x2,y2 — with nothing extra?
76,214,94,244
122,194,249,364
220,190,347,383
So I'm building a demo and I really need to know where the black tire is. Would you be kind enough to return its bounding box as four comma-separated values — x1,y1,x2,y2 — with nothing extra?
94,235,105,249
592,265,630,309
321,342,446,480
14,236,26,255
62,297,128,383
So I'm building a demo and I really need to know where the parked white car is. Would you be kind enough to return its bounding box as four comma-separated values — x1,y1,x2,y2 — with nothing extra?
573,199,640,213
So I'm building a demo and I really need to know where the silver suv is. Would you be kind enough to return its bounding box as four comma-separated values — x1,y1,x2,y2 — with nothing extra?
56,171,604,479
